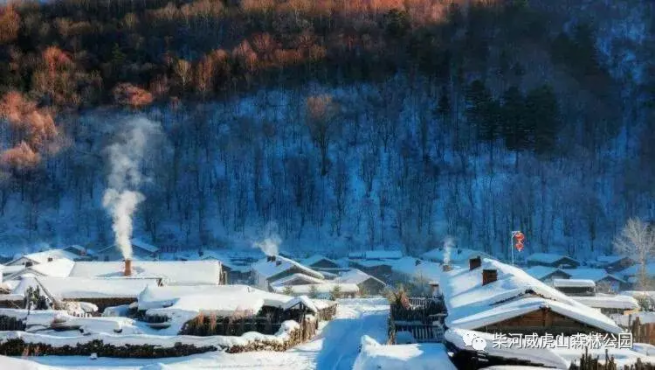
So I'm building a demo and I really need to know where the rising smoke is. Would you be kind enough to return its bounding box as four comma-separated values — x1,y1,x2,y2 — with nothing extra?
252,222,281,256
442,236,455,265
103,117,162,259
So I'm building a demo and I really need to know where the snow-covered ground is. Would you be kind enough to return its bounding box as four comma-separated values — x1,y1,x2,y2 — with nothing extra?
1,298,390,370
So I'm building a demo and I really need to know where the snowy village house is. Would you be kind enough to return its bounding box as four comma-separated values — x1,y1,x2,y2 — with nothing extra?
251,255,325,291
441,258,623,336
68,260,224,285
526,253,580,269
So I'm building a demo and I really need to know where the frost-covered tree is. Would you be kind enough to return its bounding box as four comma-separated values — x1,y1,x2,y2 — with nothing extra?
613,218,655,288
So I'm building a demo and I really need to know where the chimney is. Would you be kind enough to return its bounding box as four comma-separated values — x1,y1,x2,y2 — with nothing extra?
267,255,276,262
482,269,497,285
442,264,452,272
124,259,132,277
47,257,54,262
430,283,440,297
276,260,282,266
469,257,481,270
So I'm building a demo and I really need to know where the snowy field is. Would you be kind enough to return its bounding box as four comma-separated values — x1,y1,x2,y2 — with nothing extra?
0,298,389,370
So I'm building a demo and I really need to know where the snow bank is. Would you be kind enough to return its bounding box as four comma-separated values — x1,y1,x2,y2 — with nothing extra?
0,356,55,370
0,319,301,350
353,335,456,370
445,329,570,369
573,294,640,310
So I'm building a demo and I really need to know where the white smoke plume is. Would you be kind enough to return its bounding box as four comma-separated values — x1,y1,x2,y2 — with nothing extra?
442,236,455,265
252,222,281,256
103,117,162,260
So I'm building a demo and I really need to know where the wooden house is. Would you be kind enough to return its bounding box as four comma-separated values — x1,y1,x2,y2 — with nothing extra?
7,249,79,266
552,278,596,296
441,258,622,336
593,255,636,273
301,255,344,272
562,268,626,293
251,255,325,291
94,238,160,261
525,266,572,285
335,269,386,296
526,253,580,269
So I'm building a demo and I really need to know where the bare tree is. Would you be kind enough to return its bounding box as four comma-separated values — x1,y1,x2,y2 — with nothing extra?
613,218,655,289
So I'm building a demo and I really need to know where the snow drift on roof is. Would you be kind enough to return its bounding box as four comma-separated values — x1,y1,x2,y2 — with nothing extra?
13,276,159,300
301,254,338,267
25,258,75,278
69,260,221,285
251,256,324,280
573,294,640,310
525,266,571,280
270,273,325,287
336,269,385,286
10,249,79,265
562,268,625,283
271,282,359,294
526,253,578,264
553,279,596,288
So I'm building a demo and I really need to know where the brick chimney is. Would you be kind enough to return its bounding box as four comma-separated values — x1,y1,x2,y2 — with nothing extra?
482,269,497,285
442,264,452,272
267,255,276,262
124,259,132,277
469,257,481,270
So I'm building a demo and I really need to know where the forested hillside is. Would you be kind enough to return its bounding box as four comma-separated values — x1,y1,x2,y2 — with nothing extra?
0,0,652,258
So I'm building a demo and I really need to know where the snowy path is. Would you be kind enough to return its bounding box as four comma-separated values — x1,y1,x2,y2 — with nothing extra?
4,298,390,370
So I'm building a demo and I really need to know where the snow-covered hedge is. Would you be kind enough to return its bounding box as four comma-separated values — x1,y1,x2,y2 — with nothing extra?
0,319,309,357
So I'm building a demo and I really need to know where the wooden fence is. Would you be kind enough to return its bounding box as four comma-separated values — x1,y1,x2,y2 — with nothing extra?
394,322,444,343
631,318,655,345
389,295,447,344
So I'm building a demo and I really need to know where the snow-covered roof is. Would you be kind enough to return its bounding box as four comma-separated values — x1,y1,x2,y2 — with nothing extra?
562,268,625,283
620,290,655,301
270,273,325,287
282,296,318,313
611,312,655,326
271,282,359,294
251,256,324,280
336,269,385,286
573,294,640,310
595,255,633,265
552,279,596,288
8,249,79,265
26,258,75,278
63,245,96,255
422,248,493,264
618,262,656,278
441,259,622,334
301,254,338,267
69,261,221,285
13,276,159,300
526,253,578,265
524,266,571,280
130,238,159,253
138,285,292,318
389,257,441,283
363,250,403,260
1,265,24,274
